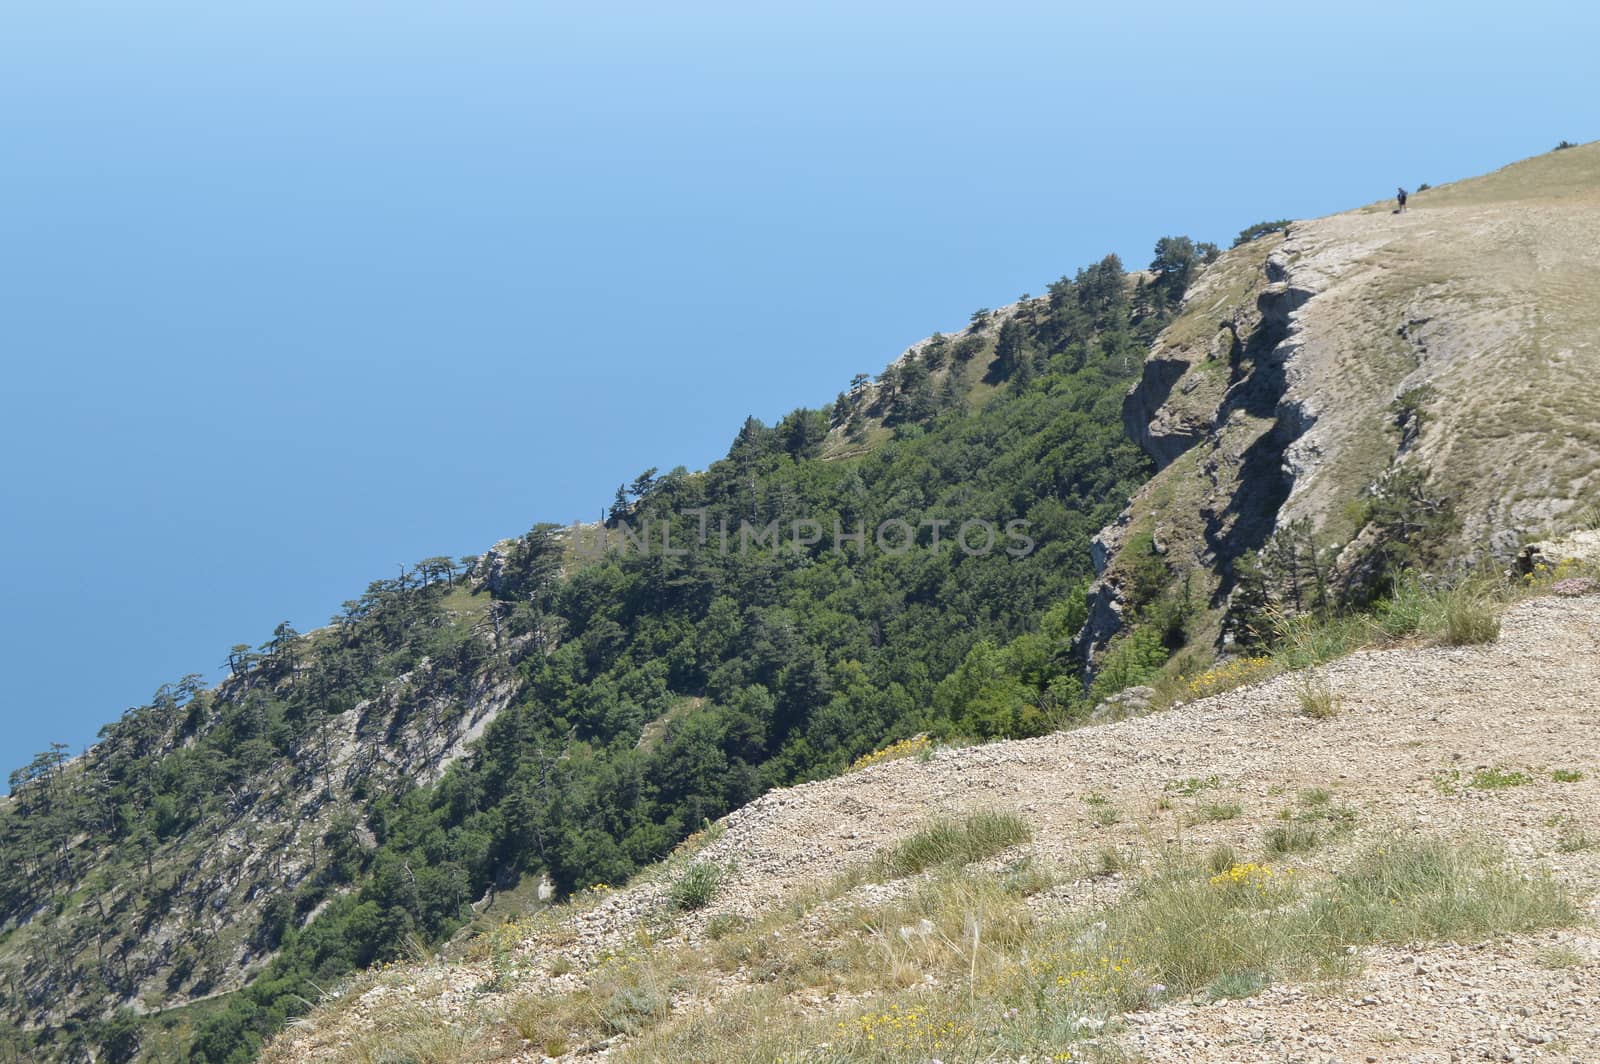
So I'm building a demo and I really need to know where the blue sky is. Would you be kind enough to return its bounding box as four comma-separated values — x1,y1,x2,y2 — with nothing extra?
2,1,1595,775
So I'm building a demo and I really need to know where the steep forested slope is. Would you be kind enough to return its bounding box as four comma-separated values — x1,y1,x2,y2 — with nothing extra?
1,238,1213,1063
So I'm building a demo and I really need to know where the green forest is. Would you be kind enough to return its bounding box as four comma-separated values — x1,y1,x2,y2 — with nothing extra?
1,238,1219,1063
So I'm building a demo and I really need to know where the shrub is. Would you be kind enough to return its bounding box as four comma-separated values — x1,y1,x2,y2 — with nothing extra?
1122,529,1170,609
600,979,670,1035
669,862,723,911
850,734,932,772
1348,468,1462,591
1233,219,1293,247
1388,383,1439,432
1090,626,1169,699
1182,656,1274,699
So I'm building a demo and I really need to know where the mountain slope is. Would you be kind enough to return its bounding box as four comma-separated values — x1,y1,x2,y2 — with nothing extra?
1088,142,1600,657
256,141,1600,1063
9,142,1599,1063
0,577,523,1060
264,590,1600,1063
1,243,1192,1062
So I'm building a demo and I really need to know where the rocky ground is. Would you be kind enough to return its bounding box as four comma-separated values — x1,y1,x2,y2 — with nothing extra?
268,591,1600,1063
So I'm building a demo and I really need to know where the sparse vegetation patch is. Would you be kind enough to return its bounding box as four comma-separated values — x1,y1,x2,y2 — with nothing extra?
872,810,1033,880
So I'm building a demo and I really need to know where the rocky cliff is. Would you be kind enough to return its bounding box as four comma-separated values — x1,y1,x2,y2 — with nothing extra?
0,580,527,1046
1086,142,1600,657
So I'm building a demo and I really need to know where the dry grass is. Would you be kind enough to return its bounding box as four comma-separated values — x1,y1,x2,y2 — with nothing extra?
1188,799,1243,825
1309,836,1577,944
1375,572,1511,642
868,809,1032,880
1414,140,1600,209
1442,589,1502,645
503,937,679,1053
1295,670,1341,719
1535,944,1586,970
617,834,1575,1063
1552,817,1595,854
1264,822,1321,855
297,809,1581,1064
328,1005,506,1064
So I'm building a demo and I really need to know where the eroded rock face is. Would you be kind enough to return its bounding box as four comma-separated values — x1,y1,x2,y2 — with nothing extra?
1124,356,1208,470
1085,144,1600,662
1080,230,1311,661
0,630,523,1033
474,541,519,596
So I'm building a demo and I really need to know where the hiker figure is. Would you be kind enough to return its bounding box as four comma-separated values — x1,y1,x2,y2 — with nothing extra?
1396,187,1409,212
